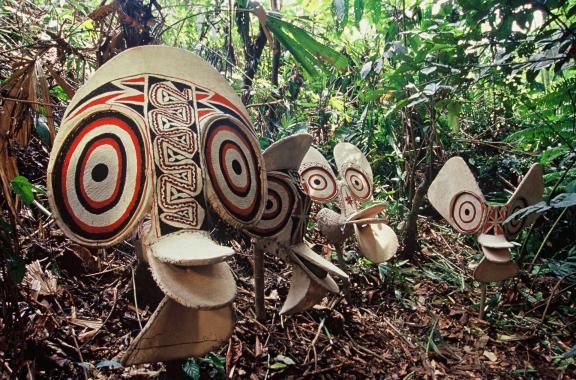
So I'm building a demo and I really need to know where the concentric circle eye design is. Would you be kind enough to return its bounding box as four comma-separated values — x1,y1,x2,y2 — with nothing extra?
202,115,265,227
300,166,337,203
504,198,527,239
343,166,371,201
249,173,296,237
48,110,149,246
450,191,486,233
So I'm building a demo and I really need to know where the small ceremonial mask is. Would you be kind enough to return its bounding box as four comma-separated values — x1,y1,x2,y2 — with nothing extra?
47,46,267,365
298,142,399,264
246,134,348,314
427,157,544,282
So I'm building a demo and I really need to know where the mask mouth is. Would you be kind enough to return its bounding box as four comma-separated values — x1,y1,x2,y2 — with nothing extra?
474,234,519,282
288,248,339,293
280,265,327,315
280,243,349,315
477,233,518,249
122,297,235,366
143,230,237,309
290,243,348,280
125,228,238,365
146,230,235,265
344,203,399,264
473,256,519,282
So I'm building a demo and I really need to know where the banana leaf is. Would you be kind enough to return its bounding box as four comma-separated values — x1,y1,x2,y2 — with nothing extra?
265,15,349,77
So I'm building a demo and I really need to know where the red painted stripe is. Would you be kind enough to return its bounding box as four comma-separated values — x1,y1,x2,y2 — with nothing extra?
61,116,143,235
116,94,145,103
69,93,121,120
209,93,252,127
121,76,145,83
197,109,215,119
206,124,258,218
221,142,250,194
78,137,122,209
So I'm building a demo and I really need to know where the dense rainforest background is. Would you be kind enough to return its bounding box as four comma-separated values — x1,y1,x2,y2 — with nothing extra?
0,0,575,378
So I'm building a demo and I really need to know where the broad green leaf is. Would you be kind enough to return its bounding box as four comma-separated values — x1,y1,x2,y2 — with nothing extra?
367,0,381,24
550,193,576,208
182,358,200,380
446,101,462,132
198,353,225,376
354,0,364,25
11,176,35,205
266,16,349,77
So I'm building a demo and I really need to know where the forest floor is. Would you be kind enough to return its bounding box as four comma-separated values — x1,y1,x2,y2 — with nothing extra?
1,139,575,379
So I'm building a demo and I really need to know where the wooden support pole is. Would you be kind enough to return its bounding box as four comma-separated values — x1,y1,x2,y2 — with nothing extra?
479,282,487,320
335,243,352,303
253,242,266,322
335,243,346,270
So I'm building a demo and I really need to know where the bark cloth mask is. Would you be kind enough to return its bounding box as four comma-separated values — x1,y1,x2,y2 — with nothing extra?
47,46,267,365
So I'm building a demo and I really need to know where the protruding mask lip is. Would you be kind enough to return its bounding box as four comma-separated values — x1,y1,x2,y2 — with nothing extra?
477,233,517,249
480,245,512,263
477,234,516,264
473,257,519,282
146,251,237,309
122,296,235,366
142,229,237,309
280,265,327,315
344,203,388,225
343,203,399,264
147,230,235,266
288,249,339,293
291,243,349,280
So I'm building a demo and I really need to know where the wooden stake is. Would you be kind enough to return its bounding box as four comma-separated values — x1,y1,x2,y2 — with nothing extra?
253,242,266,322
335,243,351,302
479,282,487,320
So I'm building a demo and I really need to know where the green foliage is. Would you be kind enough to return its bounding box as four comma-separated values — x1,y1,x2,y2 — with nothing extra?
182,358,201,380
265,15,349,77
11,176,45,205
183,353,225,378
505,192,576,223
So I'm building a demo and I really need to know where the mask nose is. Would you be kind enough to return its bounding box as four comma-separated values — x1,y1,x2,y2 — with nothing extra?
338,181,356,217
344,203,398,263
482,205,508,235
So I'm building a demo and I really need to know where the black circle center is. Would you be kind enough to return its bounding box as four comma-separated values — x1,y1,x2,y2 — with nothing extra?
314,179,321,185
232,160,242,175
91,163,109,182
464,208,471,216
266,199,273,209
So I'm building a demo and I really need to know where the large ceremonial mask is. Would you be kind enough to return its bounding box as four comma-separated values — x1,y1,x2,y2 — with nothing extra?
298,143,398,264
246,134,348,314
46,46,267,364
427,157,544,282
